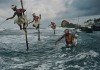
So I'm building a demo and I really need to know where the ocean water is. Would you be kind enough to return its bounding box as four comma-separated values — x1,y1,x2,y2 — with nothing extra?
0,27,100,70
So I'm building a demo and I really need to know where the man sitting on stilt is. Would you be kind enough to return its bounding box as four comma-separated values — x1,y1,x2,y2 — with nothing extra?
29,13,41,30
6,5,28,30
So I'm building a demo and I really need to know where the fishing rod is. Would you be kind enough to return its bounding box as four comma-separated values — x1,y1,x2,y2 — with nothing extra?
0,20,7,26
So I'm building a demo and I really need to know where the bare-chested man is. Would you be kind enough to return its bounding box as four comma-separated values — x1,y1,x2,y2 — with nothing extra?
55,29,74,48
29,13,41,29
6,5,27,30
48,22,56,35
49,22,56,29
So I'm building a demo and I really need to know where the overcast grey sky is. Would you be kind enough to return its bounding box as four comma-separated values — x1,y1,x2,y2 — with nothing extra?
0,0,100,28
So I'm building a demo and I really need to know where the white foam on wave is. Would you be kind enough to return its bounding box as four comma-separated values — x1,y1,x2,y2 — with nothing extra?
8,28,19,30
45,27,75,31
88,50,99,57
76,29,81,32
0,29,5,31
56,27,66,30
60,54,66,58
35,64,51,70
0,57,5,64
39,36,50,39
10,61,39,69
11,57,23,62
55,60,65,69
56,27,75,30
75,50,99,60
29,35,50,44
61,50,99,65
0,35,26,43
56,43,66,50
75,53,87,60
67,65,80,68
66,65,85,70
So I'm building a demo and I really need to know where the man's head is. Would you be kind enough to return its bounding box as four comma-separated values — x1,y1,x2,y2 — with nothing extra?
51,22,55,25
64,29,69,34
32,13,36,17
11,5,17,11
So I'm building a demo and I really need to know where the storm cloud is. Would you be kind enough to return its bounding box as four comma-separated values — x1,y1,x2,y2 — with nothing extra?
0,0,100,28
0,0,100,18
0,0,19,9
63,0,100,18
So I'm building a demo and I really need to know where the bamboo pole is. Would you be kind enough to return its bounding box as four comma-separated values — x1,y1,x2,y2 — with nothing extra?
20,0,29,50
38,29,40,41
24,29,29,50
54,29,55,35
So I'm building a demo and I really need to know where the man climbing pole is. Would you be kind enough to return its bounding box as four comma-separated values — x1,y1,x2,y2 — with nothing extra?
29,13,41,41
48,22,56,35
6,5,28,30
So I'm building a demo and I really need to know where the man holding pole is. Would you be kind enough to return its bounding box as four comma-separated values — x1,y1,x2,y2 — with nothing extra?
48,22,56,35
6,5,28,30
29,13,41,41
6,0,29,50
29,13,41,30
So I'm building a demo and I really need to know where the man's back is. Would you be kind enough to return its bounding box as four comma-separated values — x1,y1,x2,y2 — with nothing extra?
16,8,26,17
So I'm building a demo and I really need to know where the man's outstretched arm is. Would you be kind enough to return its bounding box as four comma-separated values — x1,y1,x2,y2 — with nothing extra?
29,18,34,24
55,35,64,45
6,12,16,20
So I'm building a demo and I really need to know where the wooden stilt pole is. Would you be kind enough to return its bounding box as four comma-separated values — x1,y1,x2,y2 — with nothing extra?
54,29,55,35
20,0,29,50
24,29,29,50
38,29,40,41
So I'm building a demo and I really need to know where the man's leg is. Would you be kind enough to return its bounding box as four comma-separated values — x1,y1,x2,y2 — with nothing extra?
18,17,23,30
17,23,22,30
19,24,22,30
36,24,39,29
33,24,35,27
23,23,26,29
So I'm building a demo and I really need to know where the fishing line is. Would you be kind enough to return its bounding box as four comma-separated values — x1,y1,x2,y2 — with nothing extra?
0,20,7,26
0,16,7,19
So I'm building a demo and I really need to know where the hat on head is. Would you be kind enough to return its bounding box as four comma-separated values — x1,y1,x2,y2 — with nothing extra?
11,5,16,9
32,13,36,16
64,29,69,33
69,31,72,33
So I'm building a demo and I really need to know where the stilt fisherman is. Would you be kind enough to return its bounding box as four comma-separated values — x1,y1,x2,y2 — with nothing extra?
29,13,41,30
6,5,27,30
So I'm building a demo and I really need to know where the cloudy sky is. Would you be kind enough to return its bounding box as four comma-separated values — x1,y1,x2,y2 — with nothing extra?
0,0,100,28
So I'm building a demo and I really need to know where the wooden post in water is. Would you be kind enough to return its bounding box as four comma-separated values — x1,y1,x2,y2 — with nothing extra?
38,29,40,41
20,0,29,50
54,29,55,35
24,29,29,50
38,16,41,41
